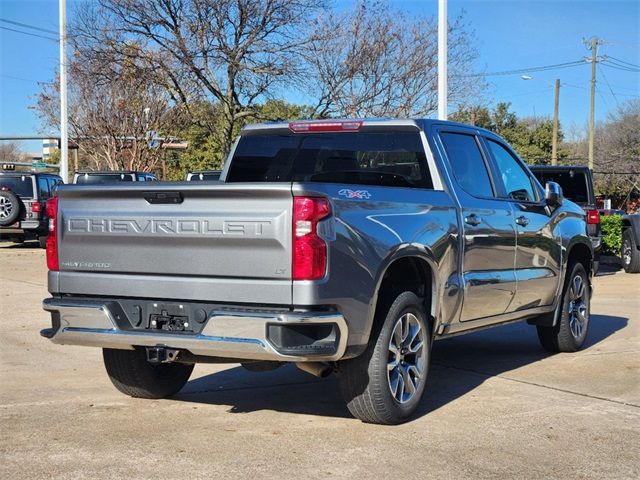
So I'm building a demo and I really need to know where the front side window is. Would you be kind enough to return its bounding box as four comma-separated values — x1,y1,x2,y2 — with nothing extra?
440,132,494,198
487,140,537,202
227,132,433,189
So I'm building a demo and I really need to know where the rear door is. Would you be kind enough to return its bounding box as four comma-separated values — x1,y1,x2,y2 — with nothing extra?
437,128,517,321
482,138,561,309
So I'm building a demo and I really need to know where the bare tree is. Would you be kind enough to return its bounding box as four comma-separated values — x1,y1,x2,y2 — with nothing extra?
70,0,326,159
35,52,171,172
306,0,483,118
0,142,22,162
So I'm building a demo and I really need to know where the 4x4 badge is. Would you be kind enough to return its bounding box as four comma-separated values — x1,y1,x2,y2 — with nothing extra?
338,189,371,200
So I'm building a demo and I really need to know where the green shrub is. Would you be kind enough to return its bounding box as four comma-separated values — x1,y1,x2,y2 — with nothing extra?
600,214,623,256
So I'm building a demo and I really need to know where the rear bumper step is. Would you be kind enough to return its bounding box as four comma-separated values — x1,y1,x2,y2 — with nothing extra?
41,298,348,362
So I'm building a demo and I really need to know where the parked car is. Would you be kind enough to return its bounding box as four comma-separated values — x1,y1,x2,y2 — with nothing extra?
0,170,63,247
621,214,640,273
529,165,601,273
41,119,593,424
186,170,222,181
73,171,157,184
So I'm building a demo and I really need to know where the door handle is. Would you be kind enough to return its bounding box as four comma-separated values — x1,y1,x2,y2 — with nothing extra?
515,215,530,226
464,214,482,226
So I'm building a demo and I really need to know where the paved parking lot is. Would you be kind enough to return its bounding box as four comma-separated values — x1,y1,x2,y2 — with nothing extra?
1,242,639,479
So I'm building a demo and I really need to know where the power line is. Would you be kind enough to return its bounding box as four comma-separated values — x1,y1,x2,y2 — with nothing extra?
453,60,587,78
0,25,57,42
599,68,621,106
0,18,57,35
606,55,640,68
0,73,54,85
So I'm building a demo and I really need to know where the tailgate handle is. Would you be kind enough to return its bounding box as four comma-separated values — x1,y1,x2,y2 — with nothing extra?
144,191,183,204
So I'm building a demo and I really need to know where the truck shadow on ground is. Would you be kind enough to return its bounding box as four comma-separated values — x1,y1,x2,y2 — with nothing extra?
173,313,628,421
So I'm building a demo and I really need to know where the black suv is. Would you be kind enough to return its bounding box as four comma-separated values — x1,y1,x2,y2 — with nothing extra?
529,165,601,272
0,171,63,247
73,171,157,184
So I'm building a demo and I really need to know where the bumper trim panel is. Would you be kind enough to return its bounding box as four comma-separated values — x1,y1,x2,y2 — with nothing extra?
42,298,348,362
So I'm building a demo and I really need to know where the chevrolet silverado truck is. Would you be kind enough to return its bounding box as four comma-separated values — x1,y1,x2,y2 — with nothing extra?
41,119,593,424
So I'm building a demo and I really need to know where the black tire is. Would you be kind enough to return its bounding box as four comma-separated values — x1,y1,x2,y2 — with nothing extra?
38,235,47,249
11,236,25,244
622,229,640,273
537,262,590,353
0,190,21,226
102,348,194,399
339,291,430,425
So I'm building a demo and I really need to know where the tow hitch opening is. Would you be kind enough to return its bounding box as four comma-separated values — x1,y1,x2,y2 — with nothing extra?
146,346,180,364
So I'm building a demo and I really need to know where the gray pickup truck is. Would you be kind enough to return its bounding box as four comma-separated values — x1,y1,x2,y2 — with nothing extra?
41,119,593,424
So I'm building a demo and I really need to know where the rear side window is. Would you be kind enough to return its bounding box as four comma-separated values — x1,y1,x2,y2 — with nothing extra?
0,175,34,197
440,132,494,198
531,170,590,205
227,132,433,189
38,177,50,198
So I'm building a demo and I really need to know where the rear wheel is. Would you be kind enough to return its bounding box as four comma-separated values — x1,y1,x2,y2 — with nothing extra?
537,262,590,352
38,235,47,249
339,291,430,424
102,347,194,399
622,229,640,273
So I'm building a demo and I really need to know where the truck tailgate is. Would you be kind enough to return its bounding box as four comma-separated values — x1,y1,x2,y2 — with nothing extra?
55,183,293,302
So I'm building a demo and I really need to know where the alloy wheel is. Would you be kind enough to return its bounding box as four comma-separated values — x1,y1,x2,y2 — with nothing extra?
567,274,588,339
387,313,426,404
0,196,13,218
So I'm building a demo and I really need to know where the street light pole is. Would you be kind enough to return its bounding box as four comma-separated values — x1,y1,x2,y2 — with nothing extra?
59,0,68,182
551,79,560,165
438,0,447,120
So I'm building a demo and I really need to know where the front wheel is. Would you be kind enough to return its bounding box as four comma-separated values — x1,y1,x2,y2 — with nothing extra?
622,229,640,273
537,262,590,352
103,348,194,399
339,291,430,424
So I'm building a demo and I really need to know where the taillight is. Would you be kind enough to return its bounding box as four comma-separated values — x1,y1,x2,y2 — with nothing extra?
289,120,363,133
292,197,331,280
45,197,59,271
587,209,600,225
31,202,41,213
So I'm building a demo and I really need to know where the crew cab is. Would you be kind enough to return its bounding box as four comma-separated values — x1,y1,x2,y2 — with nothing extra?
73,170,157,184
0,171,63,246
41,119,593,424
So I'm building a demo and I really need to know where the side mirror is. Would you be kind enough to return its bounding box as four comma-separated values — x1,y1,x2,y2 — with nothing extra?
545,181,563,207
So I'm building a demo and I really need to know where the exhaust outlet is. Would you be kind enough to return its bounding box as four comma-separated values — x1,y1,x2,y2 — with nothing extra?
296,362,333,378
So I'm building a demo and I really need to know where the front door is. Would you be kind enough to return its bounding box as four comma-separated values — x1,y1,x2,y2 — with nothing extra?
482,138,561,309
438,130,517,321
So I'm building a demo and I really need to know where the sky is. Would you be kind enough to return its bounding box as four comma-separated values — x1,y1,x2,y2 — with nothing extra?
0,0,638,155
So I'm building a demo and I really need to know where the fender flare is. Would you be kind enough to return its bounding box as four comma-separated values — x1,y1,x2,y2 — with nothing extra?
361,244,441,341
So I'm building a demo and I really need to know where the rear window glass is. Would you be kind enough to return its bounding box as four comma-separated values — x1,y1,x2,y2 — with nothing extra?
226,132,432,189
531,170,590,204
0,175,34,197
189,172,221,181
75,173,135,184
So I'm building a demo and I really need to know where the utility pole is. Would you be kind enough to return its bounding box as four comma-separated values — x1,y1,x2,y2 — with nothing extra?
551,79,560,165
586,36,602,171
59,0,68,182
438,0,447,120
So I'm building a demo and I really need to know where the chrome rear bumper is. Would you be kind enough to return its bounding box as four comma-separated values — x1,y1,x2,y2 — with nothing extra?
42,298,348,362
